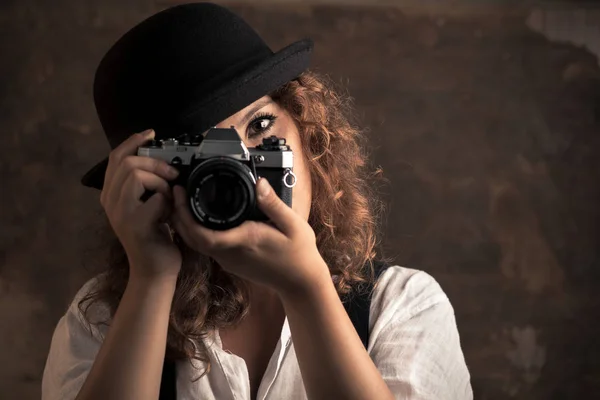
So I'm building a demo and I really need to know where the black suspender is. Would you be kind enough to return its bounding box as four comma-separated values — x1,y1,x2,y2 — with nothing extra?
159,357,176,400
342,260,389,349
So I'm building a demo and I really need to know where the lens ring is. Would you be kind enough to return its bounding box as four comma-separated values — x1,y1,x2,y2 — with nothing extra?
186,157,256,230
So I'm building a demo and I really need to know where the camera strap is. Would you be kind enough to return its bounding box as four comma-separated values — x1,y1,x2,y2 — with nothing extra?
159,260,390,400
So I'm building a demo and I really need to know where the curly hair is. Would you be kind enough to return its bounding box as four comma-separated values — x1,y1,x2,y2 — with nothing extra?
78,69,390,377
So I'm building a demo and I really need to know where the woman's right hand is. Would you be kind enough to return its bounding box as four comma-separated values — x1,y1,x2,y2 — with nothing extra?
100,129,182,282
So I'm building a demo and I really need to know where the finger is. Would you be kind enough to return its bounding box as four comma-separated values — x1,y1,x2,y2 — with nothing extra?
103,129,155,204
171,185,214,251
172,185,193,222
172,185,286,253
171,185,213,237
216,219,284,250
109,155,179,205
118,170,172,214
170,186,230,256
170,212,199,252
171,185,247,251
107,129,155,174
255,178,298,236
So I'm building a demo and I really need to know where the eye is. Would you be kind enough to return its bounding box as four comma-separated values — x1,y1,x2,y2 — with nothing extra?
247,112,277,138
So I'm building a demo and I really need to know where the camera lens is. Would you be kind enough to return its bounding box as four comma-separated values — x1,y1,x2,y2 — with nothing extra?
197,173,245,219
187,157,256,230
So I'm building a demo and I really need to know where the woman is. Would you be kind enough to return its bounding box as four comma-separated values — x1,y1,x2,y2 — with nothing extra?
42,3,472,400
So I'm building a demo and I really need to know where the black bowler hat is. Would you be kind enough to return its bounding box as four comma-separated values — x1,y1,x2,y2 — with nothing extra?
81,2,313,190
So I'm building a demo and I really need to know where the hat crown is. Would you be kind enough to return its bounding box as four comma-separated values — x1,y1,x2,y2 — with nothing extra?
94,3,273,146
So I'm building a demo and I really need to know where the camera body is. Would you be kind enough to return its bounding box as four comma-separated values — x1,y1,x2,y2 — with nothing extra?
137,127,295,230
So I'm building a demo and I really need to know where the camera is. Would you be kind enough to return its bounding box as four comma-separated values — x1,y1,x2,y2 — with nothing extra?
137,126,296,230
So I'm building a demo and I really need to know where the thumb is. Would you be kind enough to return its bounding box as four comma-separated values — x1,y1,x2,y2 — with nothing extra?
256,178,297,236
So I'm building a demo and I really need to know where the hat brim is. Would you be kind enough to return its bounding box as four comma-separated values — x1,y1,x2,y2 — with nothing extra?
81,38,313,190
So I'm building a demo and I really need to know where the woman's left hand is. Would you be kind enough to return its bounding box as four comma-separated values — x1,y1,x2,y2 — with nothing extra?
170,178,329,294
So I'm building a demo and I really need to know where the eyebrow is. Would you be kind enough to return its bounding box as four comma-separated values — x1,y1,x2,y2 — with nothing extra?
239,98,275,127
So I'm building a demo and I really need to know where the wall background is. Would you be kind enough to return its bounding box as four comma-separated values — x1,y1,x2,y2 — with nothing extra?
1,1,599,399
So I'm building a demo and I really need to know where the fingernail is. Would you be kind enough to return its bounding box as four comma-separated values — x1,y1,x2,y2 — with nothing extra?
257,178,270,199
144,129,155,138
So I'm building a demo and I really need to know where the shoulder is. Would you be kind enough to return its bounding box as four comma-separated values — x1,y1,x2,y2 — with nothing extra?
367,265,473,398
64,274,112,340
370,265,450,324
42,274,112,400
71,274,103,305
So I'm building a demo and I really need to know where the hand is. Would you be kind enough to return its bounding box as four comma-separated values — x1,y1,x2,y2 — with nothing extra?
170,178,330,294
100,129,182,282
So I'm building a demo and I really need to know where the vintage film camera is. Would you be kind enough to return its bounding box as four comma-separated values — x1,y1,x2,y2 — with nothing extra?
137,127,296,230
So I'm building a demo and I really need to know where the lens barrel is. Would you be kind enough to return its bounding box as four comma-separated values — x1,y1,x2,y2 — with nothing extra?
186,157,256,230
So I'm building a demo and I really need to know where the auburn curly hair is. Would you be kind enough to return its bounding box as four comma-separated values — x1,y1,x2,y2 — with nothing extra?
78,69,390,377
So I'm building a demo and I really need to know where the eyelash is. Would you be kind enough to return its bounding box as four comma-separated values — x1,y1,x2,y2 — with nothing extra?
247,112,277,138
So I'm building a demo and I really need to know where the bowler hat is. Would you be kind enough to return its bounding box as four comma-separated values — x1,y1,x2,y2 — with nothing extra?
81,2,313,190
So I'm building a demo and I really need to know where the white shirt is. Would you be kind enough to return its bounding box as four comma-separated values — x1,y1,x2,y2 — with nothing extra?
42,265,473,400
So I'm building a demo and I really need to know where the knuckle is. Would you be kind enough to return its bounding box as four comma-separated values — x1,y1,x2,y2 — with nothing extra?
155,159,169,174
154,192,166,205
160,185,171,198
122,155,136,170
206,234,229,254
244,222,262,248
130,168,144,181
265,195,279,208
107,149,119,164
203,235,219,251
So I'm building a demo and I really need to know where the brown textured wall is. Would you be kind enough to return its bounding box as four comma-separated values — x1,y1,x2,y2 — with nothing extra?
1,1,599,399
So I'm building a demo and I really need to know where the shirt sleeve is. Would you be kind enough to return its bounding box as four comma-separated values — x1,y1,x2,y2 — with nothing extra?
41,278,109,400
368,266,473,400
